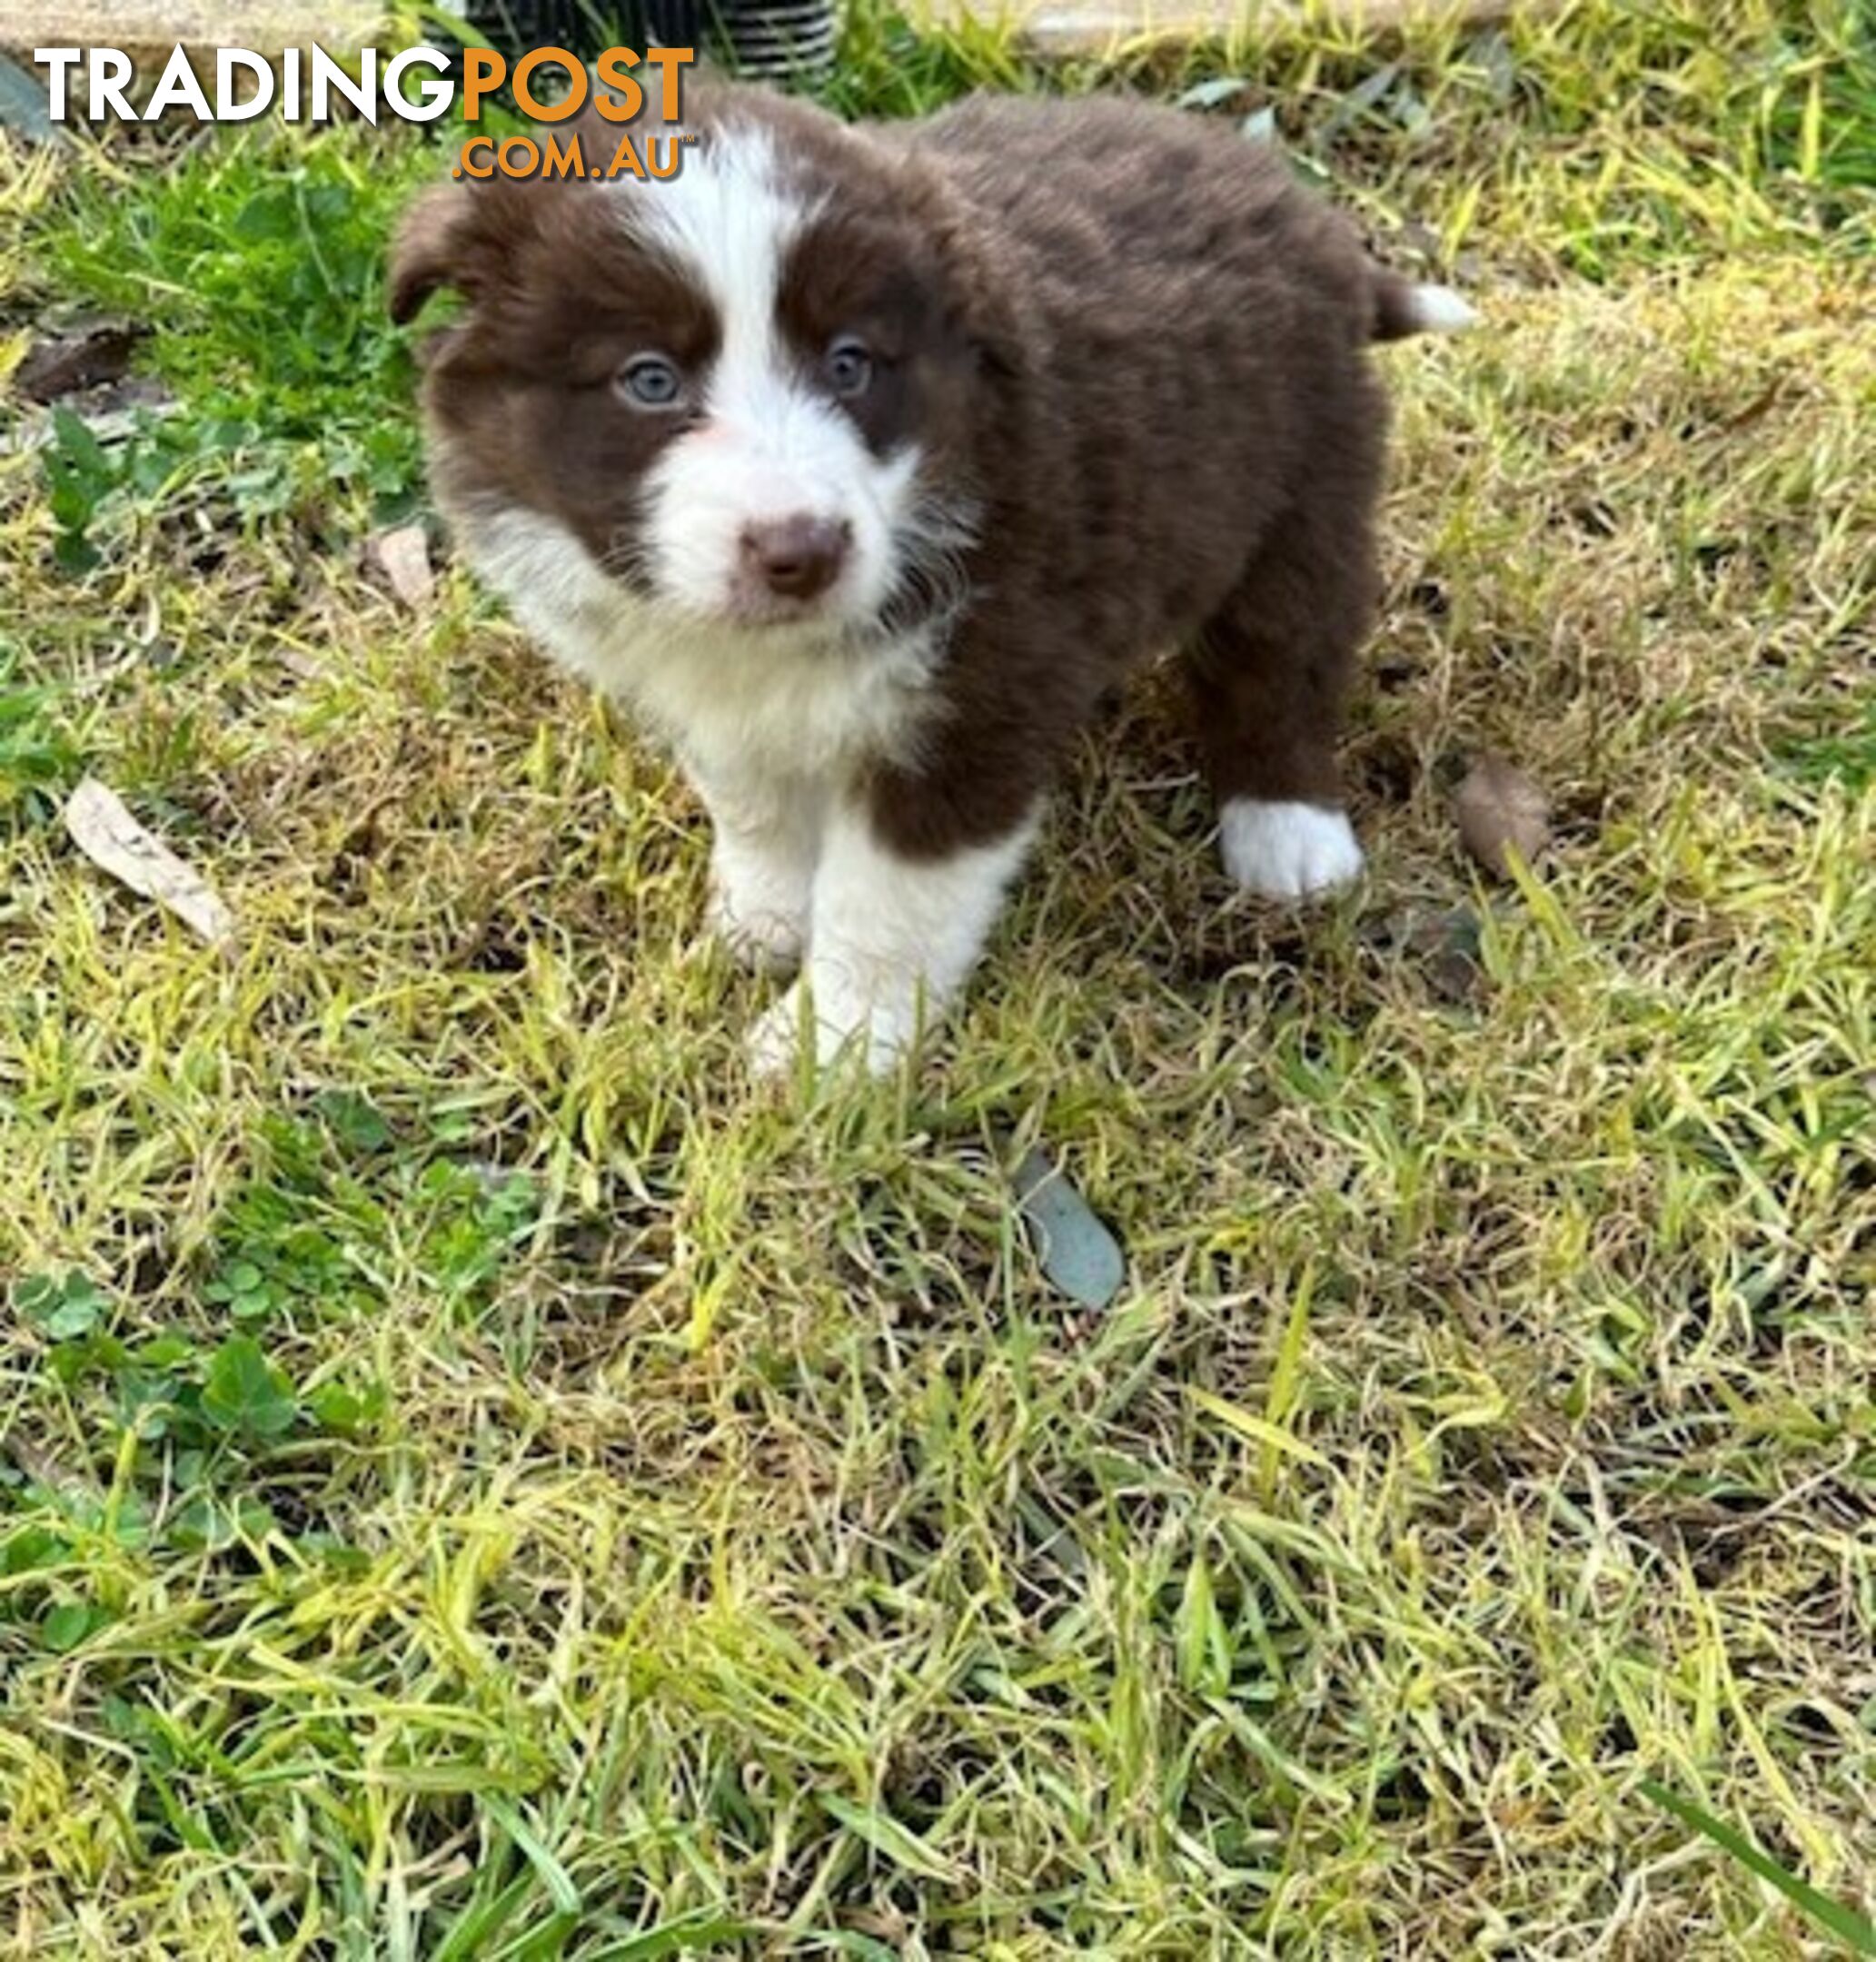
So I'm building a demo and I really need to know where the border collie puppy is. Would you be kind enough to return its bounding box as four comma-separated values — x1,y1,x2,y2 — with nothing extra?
390,81,1472,1073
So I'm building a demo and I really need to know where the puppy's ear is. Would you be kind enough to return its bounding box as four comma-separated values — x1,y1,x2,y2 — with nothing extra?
387,183,471,325
957,262,1028,384
924,196,1029,385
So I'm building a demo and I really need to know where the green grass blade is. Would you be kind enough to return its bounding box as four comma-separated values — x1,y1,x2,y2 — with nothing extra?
478,1795,582,1917
820,1794,958,1883
1638,1780,1876,1954
583,1915,756,1959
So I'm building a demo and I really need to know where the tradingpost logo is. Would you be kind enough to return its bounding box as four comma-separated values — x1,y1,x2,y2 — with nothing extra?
30,43,697,181
452,45,695,182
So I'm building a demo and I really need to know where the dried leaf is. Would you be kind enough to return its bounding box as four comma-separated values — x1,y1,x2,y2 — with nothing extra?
1012,1145,1125,1313
367,523,434,609
0,394,178,460
16,323,149,404
65,778,237,949
1455,755,1550,879
276,646,323,681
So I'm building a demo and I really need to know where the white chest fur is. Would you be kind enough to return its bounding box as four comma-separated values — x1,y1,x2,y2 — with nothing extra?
462,504,942,783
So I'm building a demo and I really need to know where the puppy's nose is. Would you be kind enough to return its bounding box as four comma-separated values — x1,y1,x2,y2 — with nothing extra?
740,515,850,601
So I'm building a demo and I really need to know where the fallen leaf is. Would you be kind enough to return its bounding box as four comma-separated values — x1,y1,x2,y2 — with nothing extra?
1012,1144,1126,1314
1455,755,1550,879
65,778,237,949
1175,75,1251,110
0,54,62,144
0,391,179,460
367,523,434,609
1315,62,1404,147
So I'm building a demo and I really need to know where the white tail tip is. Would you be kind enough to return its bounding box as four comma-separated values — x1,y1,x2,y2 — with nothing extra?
1412,283,1480,332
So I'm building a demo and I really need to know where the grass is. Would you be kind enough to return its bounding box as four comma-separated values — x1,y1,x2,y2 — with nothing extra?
2,0,1873,1951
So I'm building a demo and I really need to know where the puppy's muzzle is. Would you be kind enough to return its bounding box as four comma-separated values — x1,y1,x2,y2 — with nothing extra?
739,514,852,602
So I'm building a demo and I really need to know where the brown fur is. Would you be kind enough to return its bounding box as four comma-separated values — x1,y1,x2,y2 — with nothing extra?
392,84,1417,862
865,94,1395,856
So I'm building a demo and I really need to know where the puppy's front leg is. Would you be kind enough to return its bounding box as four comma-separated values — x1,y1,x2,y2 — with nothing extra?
749,799,1037,1075
687,756,822,974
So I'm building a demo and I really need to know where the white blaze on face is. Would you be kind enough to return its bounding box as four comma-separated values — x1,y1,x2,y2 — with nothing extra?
620,126,917,629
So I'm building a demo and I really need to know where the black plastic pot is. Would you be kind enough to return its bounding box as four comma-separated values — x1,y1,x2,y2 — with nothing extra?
462,0,837,84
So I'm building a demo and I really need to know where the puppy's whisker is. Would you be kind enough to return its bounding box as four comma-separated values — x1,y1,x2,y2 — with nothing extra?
598,525,658,591
872,492,982,638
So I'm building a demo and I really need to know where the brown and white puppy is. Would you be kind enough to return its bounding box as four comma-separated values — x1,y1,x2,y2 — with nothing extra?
390,82,1472,1072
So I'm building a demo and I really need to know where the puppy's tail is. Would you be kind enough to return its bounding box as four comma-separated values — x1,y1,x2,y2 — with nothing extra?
1371,270,1479,342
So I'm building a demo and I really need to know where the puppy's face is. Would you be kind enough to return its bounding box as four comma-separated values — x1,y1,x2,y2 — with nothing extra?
392,97,1002,637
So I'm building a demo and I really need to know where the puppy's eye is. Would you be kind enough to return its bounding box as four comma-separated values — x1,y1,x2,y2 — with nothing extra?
618,354,685,410
825,337,873,399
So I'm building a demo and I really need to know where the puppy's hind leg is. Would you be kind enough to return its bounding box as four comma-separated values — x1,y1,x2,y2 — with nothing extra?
1185,503,1374,902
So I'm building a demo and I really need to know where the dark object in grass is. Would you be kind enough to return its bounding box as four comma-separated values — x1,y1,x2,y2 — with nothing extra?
1365,904,1486,1004
17,322,150,403
0,51,62,143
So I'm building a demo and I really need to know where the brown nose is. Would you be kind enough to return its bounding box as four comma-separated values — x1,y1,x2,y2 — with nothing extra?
740,515,850,601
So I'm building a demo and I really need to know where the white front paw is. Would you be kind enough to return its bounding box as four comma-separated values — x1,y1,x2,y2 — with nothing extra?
746,979,918,1079
1219,798,1365,901
706,875,806,974
746,988,809,1078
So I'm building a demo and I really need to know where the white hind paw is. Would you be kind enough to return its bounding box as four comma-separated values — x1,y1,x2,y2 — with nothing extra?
1220,799,1365,901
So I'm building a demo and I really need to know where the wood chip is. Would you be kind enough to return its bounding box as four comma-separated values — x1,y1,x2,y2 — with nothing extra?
367,523,434,609
65,777,237,949
1455,755,1550,879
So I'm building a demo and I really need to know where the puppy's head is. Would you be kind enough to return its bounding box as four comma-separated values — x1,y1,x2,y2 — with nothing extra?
392,87,1013,636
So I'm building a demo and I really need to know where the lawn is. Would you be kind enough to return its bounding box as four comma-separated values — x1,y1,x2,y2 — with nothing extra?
2,1,1872,1953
